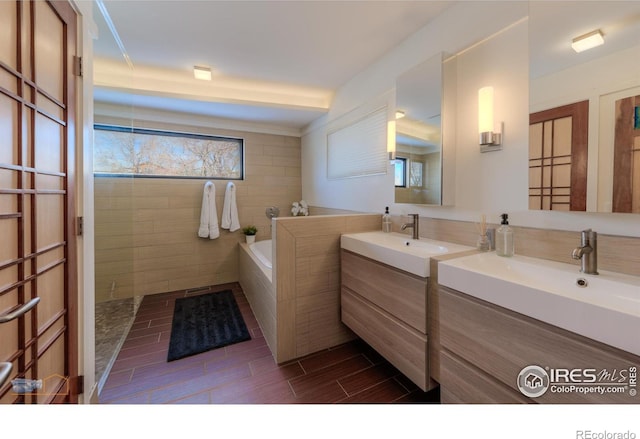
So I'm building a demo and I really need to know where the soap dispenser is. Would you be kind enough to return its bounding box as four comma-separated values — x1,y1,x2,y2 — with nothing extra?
382,207,392,233
496,213,514,257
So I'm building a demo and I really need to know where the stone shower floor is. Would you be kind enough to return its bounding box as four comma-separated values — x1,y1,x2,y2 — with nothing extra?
95,296,142,394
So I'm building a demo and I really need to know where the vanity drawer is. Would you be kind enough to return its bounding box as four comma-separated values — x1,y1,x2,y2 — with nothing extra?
341,287,428,390
439,285,640,403
440,350,531,404
341,250,427,333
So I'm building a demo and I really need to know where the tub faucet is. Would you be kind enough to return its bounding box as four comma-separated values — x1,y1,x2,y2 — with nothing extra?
571,229,598,275
401,214,420,240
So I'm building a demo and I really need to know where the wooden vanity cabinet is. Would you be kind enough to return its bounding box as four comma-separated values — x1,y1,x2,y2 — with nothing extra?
438,285,640,404
340,249,434,391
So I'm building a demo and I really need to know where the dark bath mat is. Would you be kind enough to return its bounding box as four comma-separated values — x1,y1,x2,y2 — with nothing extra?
167,290,251,362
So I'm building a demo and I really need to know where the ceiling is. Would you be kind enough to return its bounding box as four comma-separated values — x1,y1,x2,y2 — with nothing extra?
93,1,640,133
93,0,455,132
529,1,640,79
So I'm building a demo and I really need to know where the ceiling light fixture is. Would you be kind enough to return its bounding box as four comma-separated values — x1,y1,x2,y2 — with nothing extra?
193,65,212,81
395,110,406,119
571,29,604,53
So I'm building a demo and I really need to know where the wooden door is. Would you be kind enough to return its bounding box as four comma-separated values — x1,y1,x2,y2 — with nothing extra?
529,101,589,211
0,0,79,404
612,94,640,213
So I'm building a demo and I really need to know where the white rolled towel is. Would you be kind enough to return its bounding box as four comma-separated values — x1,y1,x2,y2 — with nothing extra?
198,181,219,239
221,181,241,232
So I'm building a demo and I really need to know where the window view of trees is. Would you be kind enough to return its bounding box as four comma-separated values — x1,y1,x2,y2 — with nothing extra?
94,125,243,179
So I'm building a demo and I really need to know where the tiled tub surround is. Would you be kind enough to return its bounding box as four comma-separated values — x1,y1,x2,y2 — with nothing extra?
239,214,381,364
94,122,302,302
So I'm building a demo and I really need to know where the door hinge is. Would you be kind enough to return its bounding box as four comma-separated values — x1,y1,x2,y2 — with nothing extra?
76,217,83,236
69,375,84,396
73,56,83,77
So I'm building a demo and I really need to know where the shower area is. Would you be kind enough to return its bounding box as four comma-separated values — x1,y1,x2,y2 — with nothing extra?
93,162,142,393
92,8,143,393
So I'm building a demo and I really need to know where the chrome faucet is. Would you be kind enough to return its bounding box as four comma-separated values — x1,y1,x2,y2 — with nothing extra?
401,214,420,240
571,229,599,275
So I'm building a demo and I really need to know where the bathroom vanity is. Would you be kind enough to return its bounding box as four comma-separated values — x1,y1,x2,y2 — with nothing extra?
339,231,471,391
437,252,640,404
341,249,432,390
438,285,639,403
340,233,640,403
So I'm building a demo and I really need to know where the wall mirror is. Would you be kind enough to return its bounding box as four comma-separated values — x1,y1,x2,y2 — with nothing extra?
394,52,454,205
529,1,640,213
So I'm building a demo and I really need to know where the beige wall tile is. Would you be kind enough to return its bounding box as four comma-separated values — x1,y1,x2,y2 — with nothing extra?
94,125,302,303
391,215,640,277
273,213,380,362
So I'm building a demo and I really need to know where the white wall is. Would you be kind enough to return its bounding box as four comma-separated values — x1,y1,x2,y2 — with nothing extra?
302,2,640,237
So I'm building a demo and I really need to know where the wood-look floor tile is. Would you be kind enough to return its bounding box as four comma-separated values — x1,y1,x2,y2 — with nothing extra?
289,355,373,397
127,322,171,338
101,363,205,402
109,349,168,373
105,392,151,404
173,391,211,404
338,362,400,396
340,378,409,403
131,353,210,381
101,369,133,390
290,381,348,403
149,364,251,404
298,340,365,373
116,338,169,360
100,283,441,405
120,332,160,349
205,345,272,374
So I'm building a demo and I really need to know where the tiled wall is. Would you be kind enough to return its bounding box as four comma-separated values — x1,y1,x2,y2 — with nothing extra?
391,215,640,277
94,126,302,303
273,214,381,363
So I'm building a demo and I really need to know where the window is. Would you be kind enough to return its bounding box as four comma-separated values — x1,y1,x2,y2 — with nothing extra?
394,157,407,187
410,161,424,187
94,125,244,179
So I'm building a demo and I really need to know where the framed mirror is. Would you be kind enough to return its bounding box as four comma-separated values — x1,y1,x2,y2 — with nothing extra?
529,1,640,213
394,52,455,205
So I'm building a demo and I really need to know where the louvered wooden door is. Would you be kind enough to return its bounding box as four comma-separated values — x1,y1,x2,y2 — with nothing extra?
613,94,640,213
0,0,79,404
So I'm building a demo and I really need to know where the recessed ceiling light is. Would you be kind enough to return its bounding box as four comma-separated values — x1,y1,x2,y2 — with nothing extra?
193,65,212,81
571,29,604,53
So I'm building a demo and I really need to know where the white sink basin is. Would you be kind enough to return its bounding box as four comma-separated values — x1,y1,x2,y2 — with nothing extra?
438,252,640,355
340,231,472,277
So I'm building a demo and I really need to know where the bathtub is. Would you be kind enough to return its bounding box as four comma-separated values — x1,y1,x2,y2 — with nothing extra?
238,240,276,358
249,240,272,270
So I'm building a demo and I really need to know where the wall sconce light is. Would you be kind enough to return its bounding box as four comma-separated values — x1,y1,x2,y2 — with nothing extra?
193,65,212,81
478,86,502,152
571,29,604,53
387,120,396,162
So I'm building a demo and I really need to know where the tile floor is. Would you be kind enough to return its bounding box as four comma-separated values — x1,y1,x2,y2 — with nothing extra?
99,283,439,404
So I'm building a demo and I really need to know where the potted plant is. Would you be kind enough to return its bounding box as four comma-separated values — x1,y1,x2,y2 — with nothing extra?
242,225,257,244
